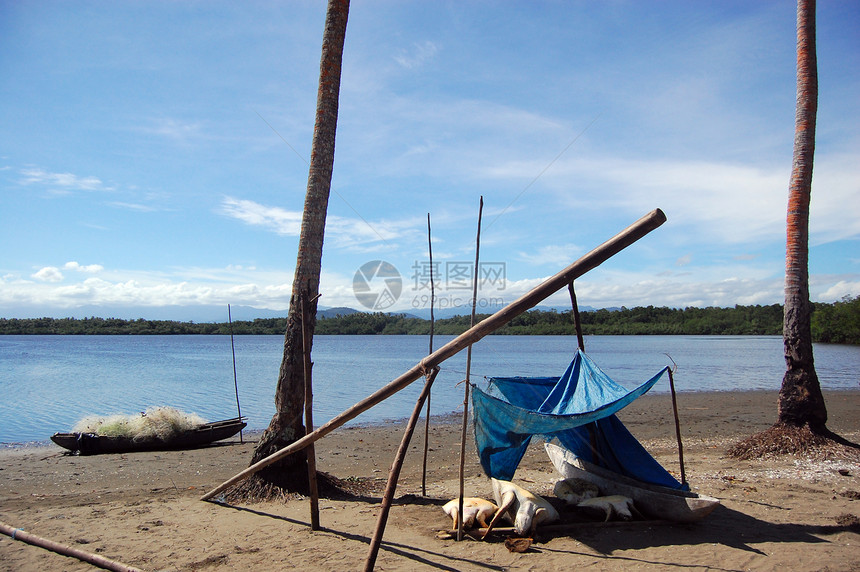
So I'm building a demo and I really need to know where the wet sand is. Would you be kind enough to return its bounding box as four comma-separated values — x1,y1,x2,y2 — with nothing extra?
2,390,859,571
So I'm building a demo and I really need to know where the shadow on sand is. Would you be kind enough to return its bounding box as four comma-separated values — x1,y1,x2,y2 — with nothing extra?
532,503,854,569
213,496,856,570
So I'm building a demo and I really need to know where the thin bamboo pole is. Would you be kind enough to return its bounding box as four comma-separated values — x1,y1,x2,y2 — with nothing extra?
227,304,244,443
457,196,483,541
364,367,439,572
567,282,586,351
667,366,686,485
200,208,666,502
301,290,321,530
421,212,435,496
0,520,142,572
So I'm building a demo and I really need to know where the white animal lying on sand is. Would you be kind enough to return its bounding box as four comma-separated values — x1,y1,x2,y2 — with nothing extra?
553,477,599,505
442,498,498,530
484,478,560,538
577,495,638,522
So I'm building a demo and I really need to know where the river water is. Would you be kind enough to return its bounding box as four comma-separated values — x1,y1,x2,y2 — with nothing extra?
1,335,858,444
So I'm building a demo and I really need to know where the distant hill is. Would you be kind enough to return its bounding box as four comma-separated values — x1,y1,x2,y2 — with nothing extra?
0,304,291,323
317,307,361,319
404,304,603,320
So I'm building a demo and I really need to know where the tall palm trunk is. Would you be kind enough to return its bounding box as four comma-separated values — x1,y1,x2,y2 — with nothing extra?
250,0,349,488
778,0,826,429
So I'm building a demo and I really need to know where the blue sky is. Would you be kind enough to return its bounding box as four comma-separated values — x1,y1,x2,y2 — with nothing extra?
1,1,858,320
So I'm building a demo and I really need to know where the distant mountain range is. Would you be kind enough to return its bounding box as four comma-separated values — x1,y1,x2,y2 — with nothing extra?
0,303,606,323
0,304,289,323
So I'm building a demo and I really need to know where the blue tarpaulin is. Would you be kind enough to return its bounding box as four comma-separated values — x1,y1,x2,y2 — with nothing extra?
472,349,685,489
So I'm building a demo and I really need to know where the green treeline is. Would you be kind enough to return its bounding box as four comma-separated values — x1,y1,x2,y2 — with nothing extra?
1,296,857,344
313,304,789,336
810,295,860,344
0,316,284,336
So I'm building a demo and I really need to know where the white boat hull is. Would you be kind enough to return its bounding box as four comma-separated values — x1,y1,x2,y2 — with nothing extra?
545,442,719,523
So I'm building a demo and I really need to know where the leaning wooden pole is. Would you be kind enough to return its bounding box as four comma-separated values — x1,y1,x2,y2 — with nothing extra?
457,196,483,541
421,212,435,496
364,367,439,572
0,520,142,572
200,208,666,501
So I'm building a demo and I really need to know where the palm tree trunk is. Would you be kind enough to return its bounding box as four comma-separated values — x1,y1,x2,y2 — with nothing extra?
778,0,826,429
249,0,349,488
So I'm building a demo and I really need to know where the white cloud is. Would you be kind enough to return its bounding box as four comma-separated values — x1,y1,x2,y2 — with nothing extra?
108,201,160,212
393,41,439,69
536,156,790,245
675,254,692,267
220,197,302,236
339,94,567,181
326,214,421,250
20,168,108,192
4,259,858,317
492,274,787,312
139,118,205,142
1,273,288,311
219,196,422,249
517,243,584,267
64,261,104,273
32,267,64,282
484,148,859,252
816,280,860,303
808,153,860,244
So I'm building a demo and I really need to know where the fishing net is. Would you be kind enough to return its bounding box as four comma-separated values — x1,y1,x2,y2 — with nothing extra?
72,406,207,441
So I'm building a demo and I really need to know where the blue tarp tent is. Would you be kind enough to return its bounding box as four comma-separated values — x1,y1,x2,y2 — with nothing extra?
472,349,686,489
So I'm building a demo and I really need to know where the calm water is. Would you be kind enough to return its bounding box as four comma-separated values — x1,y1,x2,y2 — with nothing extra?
1,335,858,445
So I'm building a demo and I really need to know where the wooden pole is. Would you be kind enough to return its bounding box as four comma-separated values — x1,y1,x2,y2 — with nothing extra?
364,367,439,572
667,366,687,485
567,282,586,351
421,212,435,496
227,304,244,443
0,520,142,572
200,208,667,501
301,290,321,530
457,196,483,541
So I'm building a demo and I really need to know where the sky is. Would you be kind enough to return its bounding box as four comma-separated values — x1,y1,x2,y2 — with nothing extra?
1,1,858,321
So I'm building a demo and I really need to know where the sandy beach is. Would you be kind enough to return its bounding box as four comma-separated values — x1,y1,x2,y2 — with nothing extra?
2,389,859,571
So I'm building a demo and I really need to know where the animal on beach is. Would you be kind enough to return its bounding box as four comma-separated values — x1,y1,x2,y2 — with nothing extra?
442,497,498,530
484,478,560,538
553,477,599,505
577,495,639,522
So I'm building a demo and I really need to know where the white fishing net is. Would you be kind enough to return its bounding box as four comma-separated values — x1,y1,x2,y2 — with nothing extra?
72,406,207,441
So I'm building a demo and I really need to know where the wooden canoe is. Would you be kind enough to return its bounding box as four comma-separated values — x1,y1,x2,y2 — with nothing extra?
51,417,247,455
544,442,719,522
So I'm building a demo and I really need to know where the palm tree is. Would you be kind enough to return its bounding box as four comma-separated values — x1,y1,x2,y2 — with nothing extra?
777,0,827,430
240,0,350,495
729,0,859,459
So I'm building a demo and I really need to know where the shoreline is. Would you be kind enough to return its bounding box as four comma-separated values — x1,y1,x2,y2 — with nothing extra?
3,388,859,452
0,389,860,457
2,389,859,571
